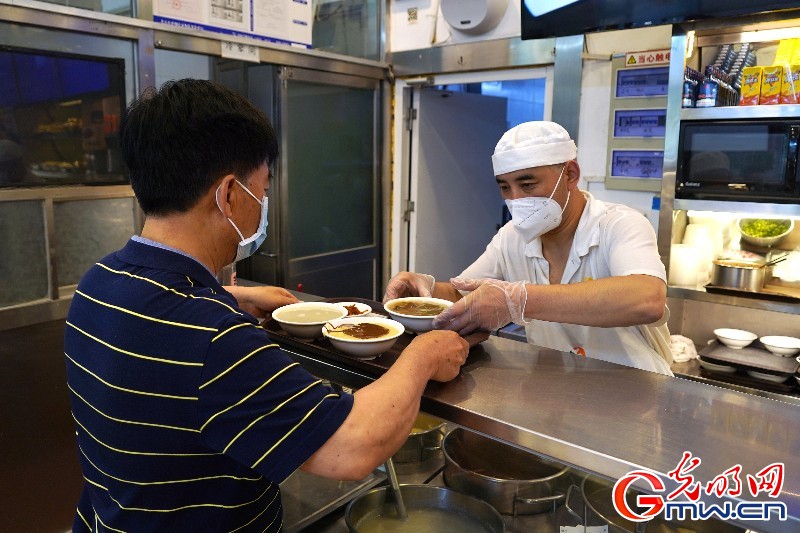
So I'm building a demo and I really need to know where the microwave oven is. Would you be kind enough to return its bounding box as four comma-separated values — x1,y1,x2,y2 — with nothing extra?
675,119,800,203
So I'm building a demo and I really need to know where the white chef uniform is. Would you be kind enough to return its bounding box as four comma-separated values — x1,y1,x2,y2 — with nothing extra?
460,191,673,375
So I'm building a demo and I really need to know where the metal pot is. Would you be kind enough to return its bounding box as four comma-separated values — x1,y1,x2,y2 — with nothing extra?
442,427,572,516
392,413,445,464
710,259,767,291
345,484,505,532
564,475,744,533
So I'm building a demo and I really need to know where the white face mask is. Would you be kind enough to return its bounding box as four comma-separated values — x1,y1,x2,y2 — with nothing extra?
504,164,570,242
216,180,268,262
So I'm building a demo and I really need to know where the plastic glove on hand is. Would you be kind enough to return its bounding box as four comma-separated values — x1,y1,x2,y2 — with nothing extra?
431,278,528,335
382,272,436,303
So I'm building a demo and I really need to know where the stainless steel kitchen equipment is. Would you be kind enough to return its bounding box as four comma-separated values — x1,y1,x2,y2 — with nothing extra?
442,426,573,516
344,484,505,532
710,259,768,291
392,413,445,464
565,475,744,533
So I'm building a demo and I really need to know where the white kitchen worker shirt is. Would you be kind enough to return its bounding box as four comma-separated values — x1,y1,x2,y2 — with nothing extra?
460,191,673,376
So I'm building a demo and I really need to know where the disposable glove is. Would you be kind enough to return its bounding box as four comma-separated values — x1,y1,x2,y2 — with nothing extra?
382,272,436,303
432,277,529,335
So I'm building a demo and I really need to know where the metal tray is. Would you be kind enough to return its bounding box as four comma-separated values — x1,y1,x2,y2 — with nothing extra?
262,298,489,378
699,339,799,374
280,469,385,532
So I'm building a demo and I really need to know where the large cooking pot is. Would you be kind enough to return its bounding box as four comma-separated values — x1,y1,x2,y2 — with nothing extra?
345,484,505,532
710,259,767,291
442,427,572,516
392,413,445,464
565,475,744,533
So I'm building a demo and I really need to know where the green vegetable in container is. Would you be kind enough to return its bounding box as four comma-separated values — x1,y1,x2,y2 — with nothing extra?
739,219,791,238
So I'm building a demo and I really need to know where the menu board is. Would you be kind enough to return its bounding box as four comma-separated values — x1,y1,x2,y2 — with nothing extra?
610,150,664,179
613,109,667,138
615,66,669,98
153,0,312,48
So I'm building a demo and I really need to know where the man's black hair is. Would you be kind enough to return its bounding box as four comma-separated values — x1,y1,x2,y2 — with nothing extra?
121,79,279,215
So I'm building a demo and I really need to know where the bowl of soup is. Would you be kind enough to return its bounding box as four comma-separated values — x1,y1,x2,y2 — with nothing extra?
322,316,404,359
272,302,348,340
384,297,453,333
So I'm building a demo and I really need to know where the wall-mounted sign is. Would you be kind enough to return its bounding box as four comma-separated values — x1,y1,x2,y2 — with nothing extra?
154,0,312,48
613,109,667,138
625,49,671,67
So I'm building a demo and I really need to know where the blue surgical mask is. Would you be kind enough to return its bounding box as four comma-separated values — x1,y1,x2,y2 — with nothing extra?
216,180,268,262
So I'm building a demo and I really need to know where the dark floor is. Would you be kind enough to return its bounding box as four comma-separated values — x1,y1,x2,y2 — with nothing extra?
0,319,83,532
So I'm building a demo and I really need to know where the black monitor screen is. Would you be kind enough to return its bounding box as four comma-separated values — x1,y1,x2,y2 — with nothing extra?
0,45,127,186
0,46,123,107
522,0,800,40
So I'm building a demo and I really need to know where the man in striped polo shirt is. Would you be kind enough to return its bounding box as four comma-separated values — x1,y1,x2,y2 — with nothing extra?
65,79,469,532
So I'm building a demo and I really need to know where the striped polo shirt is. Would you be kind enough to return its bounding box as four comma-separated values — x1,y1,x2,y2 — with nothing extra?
65,239,353,532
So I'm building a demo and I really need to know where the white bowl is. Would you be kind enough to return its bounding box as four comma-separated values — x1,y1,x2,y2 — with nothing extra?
746,370,789,383
335,301,372,317
759,336,800,357
384,297,454,333
697,357,737,373
737,218,794,247
272,302,348,340
322,316,405,359
713,328,757,349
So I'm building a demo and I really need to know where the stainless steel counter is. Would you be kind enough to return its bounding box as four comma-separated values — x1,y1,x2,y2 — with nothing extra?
283,334,800,533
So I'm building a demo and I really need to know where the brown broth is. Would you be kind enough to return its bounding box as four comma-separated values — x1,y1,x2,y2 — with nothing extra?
388,301,447,316
327,323,398,340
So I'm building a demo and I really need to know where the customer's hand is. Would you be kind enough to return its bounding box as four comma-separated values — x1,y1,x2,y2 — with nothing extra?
382,272,435,303
226,285,299,319
432,278,528,335
404,329,469,382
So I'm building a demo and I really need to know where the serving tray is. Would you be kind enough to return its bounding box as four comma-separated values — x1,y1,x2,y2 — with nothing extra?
699,340,799,374
262,297,489,377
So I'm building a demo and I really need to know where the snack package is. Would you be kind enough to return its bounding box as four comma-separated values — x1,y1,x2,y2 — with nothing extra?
780,65,800,104
774,39,796,67
739,66,762,106
760,65,783,105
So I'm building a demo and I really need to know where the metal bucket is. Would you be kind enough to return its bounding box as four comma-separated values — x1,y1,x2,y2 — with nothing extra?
565,475,745,533
392,413,445,464
442,427,572,515
345,484,505,532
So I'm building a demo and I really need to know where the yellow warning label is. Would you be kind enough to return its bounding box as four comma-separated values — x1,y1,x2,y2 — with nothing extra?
627,56,638,65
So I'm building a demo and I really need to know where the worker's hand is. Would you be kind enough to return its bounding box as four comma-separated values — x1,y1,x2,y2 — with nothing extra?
382,272,436,303
432,278,529,335
405,329,469,382
226,285,299,319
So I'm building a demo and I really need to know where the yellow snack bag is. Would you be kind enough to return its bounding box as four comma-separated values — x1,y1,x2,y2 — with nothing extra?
740,66,762,106
761,65,783,105
774,39,795,66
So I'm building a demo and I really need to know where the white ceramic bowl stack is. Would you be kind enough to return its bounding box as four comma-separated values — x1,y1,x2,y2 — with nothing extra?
322,316,405,359
713,328,757,349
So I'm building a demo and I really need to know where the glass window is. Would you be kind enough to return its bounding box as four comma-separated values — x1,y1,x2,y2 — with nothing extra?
312,0,382,61
54,197,136,286
0,201,48,306
286,80,375,258
37,0,134,17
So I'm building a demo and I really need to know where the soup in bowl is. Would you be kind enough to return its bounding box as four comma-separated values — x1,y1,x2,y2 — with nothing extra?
272,302,348,340
384,297,453,333
323,316,405,359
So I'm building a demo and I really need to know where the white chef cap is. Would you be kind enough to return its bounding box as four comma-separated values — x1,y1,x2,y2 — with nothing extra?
491,121,577,175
